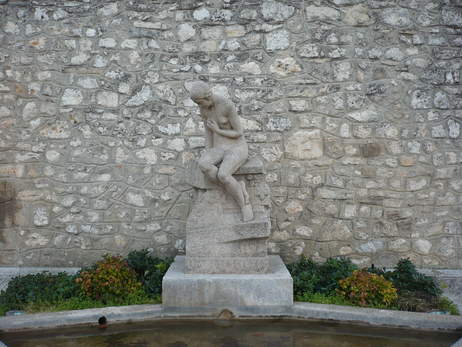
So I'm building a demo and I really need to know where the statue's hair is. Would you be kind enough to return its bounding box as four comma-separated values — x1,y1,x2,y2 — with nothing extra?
189,81,212,100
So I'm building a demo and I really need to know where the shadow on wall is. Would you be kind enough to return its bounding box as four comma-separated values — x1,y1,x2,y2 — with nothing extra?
0,181,16,245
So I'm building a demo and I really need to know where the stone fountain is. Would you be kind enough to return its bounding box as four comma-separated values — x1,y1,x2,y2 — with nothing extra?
162,82,293,313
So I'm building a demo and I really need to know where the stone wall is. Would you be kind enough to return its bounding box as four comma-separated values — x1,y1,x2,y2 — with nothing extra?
0,0,461,268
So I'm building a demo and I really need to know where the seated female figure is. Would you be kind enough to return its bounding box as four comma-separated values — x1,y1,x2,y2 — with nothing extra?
189,81,253,222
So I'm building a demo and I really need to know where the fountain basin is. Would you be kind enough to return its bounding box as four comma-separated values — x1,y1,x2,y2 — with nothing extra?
1,310,461,347
1,302,461,332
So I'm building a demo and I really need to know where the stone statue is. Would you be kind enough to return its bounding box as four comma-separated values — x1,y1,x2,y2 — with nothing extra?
163,82,291,305
189,81,253,222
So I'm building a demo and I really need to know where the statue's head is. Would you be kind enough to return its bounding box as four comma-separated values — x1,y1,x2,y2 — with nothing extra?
189,81,213,108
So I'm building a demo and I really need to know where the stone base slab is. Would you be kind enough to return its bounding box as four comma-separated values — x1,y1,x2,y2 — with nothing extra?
162,255,293,311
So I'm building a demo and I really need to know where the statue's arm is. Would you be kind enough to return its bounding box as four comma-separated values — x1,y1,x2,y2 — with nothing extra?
209,104,243,139
203,120,213,148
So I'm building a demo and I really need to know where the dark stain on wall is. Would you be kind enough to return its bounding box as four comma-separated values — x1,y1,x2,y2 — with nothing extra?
360,143,382,158
0,181,16,242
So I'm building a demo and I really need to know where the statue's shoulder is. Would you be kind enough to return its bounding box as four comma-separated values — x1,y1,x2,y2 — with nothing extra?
215,95,235,111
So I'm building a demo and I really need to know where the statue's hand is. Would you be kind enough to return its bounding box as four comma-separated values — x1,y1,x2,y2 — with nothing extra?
206,119,219,132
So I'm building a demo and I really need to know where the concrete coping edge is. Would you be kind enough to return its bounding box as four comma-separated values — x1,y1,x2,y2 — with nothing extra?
1,302,461,333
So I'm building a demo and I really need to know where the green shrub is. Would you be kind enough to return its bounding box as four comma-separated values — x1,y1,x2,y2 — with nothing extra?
394,293,460,314
127,249,158,280
296,292,353,306
24,293,160,314
389,258,442,298
438,296,460,315
288,256,357,297
338,270,398,307
317,257,358,294
126,249,172,297
287,257,320,296
395,290,438,312
143,262,170,297
0,272,79,312
0,304,8,316
24,296,105,313
367,258,443,311
76,254,143,304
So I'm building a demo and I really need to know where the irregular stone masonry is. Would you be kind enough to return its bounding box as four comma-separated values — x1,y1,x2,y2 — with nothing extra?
0,0,461,269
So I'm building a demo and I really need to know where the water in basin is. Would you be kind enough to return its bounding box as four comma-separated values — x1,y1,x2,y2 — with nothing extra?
1,319,460,346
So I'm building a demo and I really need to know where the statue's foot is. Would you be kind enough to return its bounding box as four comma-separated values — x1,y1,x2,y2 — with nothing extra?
241,204,254,222
240,180,250,205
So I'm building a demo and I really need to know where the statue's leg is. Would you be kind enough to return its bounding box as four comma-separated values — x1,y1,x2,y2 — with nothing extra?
240,180,250,205
198,148,224,184
217,151,253,221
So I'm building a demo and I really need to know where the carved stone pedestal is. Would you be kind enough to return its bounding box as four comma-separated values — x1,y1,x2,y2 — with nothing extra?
185,188,271,274
184,157,272,274
162,157,293,311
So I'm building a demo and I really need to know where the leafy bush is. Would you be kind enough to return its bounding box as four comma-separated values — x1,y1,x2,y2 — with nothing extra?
296,292,353,306
0,304,8,316
76,254,143,303
389,258,442,298
368,259,442,298
127,249,158,280
395,290,438,312
287,257,320,296
317,258,358,294
288,256,357,296
126,249,172,297
367,258,444,312
23,296,103,313
438,296,460,315
338,270,398,307
0,272,79,313
24,293,161,314
0,251,172,316
144,261,171,297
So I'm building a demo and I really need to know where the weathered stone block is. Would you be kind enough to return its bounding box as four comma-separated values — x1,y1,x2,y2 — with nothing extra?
187,235,268,258
306,6,341,21
186,256,269,274
381,8,412,27
343,5,372,26
360,143,382,157
185,188,271,273
285,130,323,160
265,30,289,51
185,157,265,190
184,154,271,274
96,91,118,108
317,187,352,200
61,89,83,105
261,1,294,22
163,255,293,310
126,85,151,106
442,7,462,27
